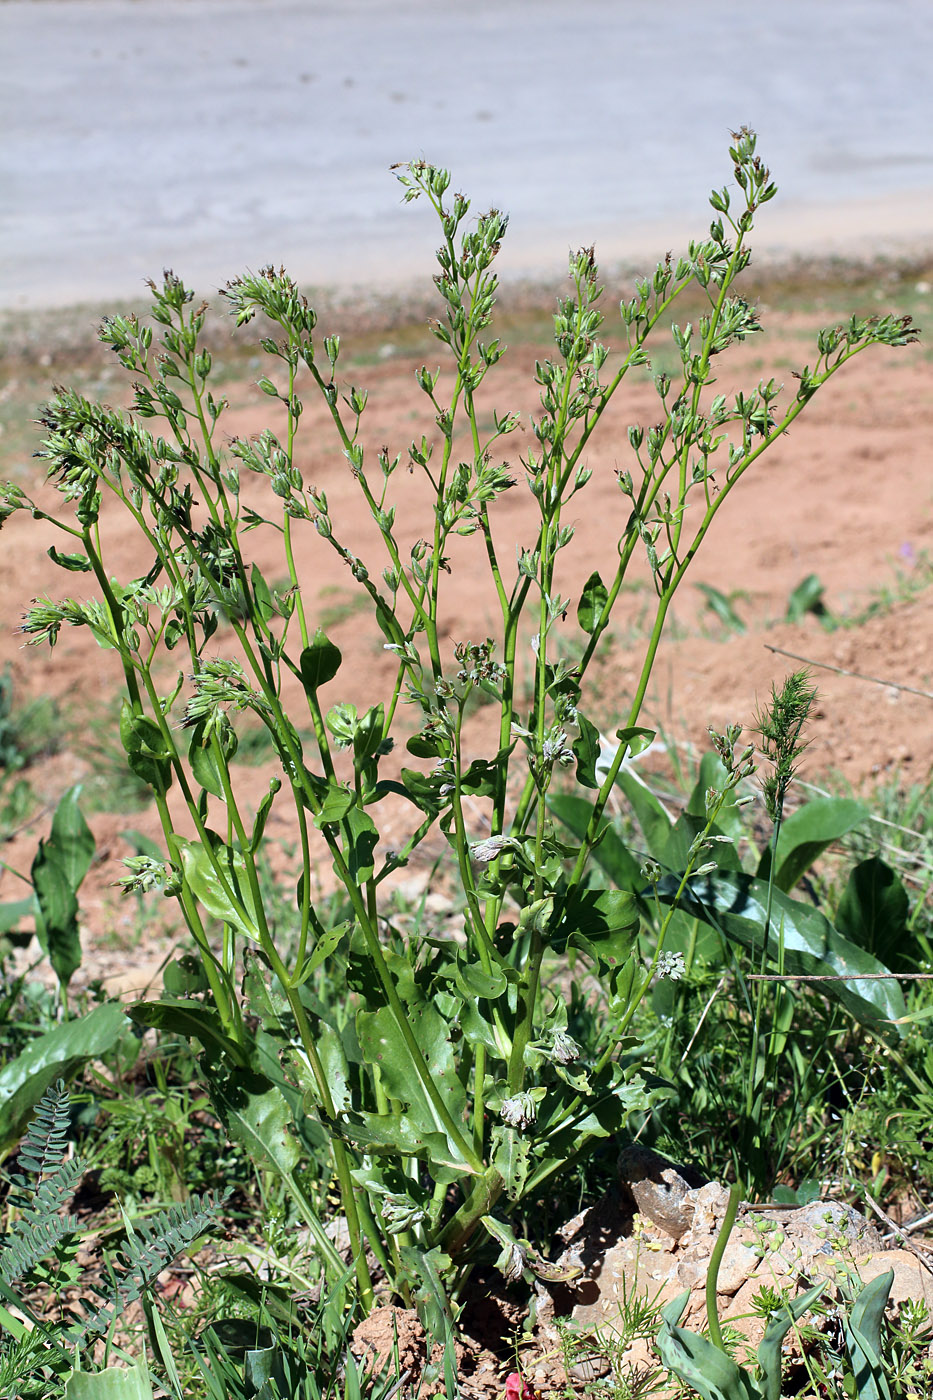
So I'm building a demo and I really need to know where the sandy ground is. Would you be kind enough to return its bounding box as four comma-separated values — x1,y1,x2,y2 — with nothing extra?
0,269,931,994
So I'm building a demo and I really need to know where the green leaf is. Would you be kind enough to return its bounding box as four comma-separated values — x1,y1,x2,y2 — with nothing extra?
249,777,281,854
47,785,95,892
577,570,608,634
657,870,907,1035
338,1109,472,1178
548,794,642,890
615,761,673,864
207,1064,300,1176
785,572,827,623
845,1271,894,1400
187,724,237,800
572,711,601,789
119,702,173,796
756,1281,825,1400
398,1244,455,1351
657,1321,760,1400
30,789,93,991
314,780,356,827
174,834,260,941
451,953,507,1001
345,806,378,883
836,857,911,970
490,1125,531,1201
356,1003,470,1166
0,1002,128,1160
127,998,247,1066
299,629,342,691
758,797,868,891
47,546,92,574
250,562,276,624
352,703,385,771
695,581,748,634
64,1356,154,1400
555,888,640,968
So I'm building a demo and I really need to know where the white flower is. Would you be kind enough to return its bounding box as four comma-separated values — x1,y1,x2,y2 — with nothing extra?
657,951,686,981
500,1092,538,1130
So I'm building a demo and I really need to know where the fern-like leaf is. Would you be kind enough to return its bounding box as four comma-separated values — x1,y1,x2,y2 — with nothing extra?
0,1080,82,1288
9,1079,71,1183
70,1188,230,1344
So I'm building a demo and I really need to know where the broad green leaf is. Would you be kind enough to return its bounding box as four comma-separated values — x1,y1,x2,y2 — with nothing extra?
785,572,827,623
757,797,868,891
398,1244,454,1351
299,629,342,691
47,786,95,892
577,569,608,634
657,1322,760,1400
695,581,748,634
352,703,385,771
29,788,93,987
314,781,356,827
357,1003,469,1163
127,998,247,1066
338,1109,473,1178
548,794,643,891
0,1002,128,1159
64,1356,154,1400
657,871,907,1035
490,1124,531,1200
845,1270,894,1400
459,999,504,1058
554,888,640,968
452,953,507,1001
187,722,238,799
207,1065,300,1176
300,920,351,980
757,1281,825,1400
836,857,911,970
31,849,80,989
615,763,673,864
174,834,260,940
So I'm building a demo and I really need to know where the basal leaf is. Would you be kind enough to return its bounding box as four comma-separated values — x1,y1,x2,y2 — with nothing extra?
657,870,907,1035
0,1003,128,1160
757,797,868,891
835,857,911,970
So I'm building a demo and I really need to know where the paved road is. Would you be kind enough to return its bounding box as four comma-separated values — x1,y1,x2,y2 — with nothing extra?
3,0,933,310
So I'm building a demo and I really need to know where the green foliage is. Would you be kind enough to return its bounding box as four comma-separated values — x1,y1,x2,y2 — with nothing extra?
0,1081,228,1400
0,129,921,1344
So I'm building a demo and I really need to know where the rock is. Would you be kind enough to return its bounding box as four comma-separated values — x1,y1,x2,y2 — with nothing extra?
854,1249,933,1309
617,1145,709,1241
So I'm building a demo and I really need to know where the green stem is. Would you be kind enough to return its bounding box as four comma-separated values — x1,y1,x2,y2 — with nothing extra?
706,1183,741,1351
